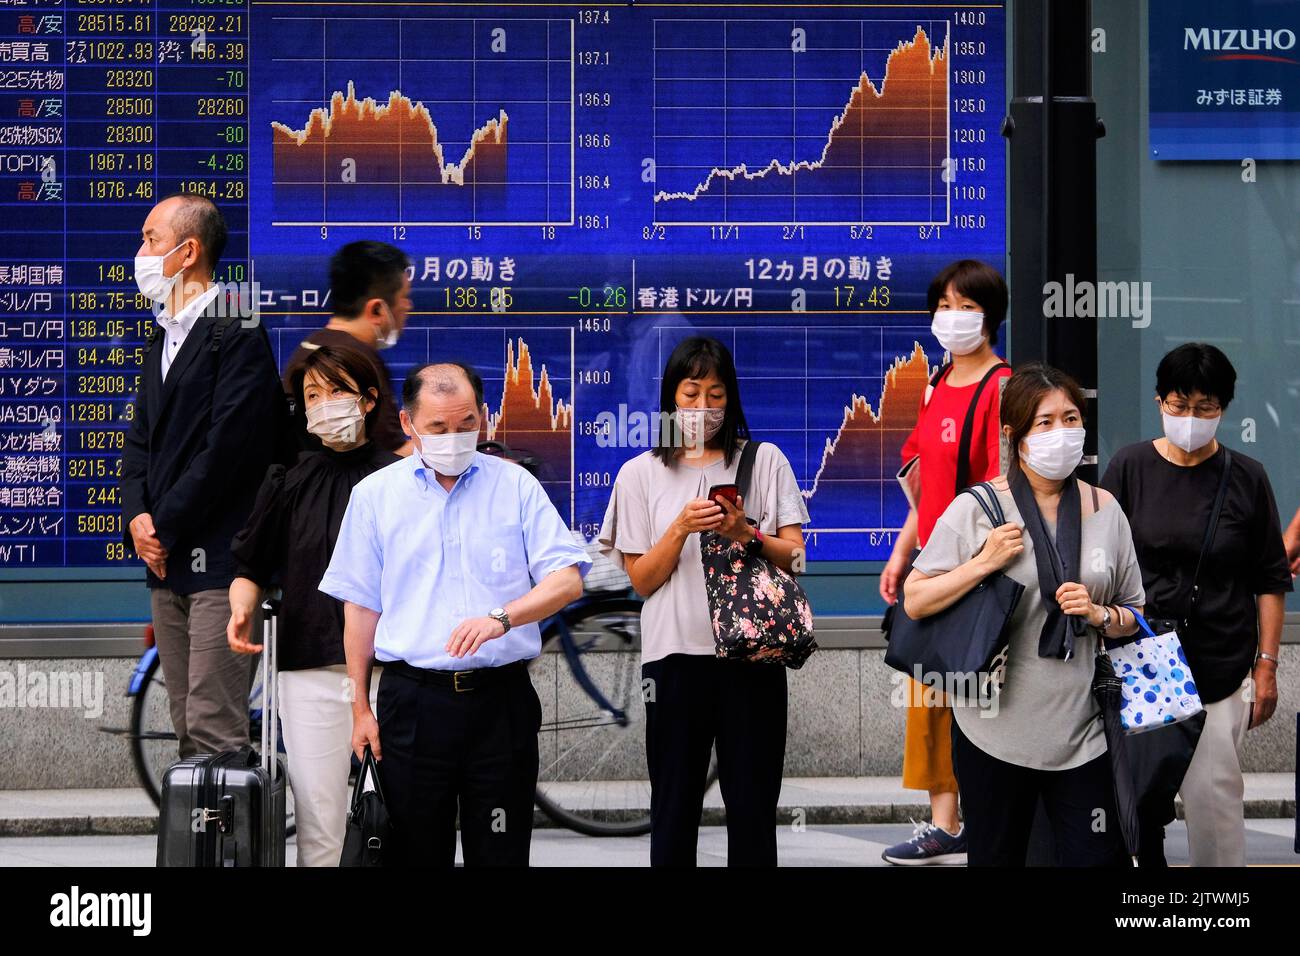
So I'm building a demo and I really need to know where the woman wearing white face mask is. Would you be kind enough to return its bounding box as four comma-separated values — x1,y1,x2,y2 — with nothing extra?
903,363,1146,866
225,345,400,866
598,336,810,866
880,259,1010,865
1101,343,1290,866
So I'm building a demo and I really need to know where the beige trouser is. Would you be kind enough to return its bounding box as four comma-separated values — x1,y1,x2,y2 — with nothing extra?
151,587,257,757
1179,687,1252,867
277,664,382,868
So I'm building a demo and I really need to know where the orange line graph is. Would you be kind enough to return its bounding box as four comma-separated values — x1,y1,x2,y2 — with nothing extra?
655,25,947,205
480,338,572,480
272,80,508,186
804,343,931,500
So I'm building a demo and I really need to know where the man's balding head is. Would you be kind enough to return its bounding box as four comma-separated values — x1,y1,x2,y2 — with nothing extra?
401,362,485,435
140,193,227,275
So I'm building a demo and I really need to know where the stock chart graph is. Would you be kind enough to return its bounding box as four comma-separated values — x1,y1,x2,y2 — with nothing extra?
256,15,573,235
4,0,1006,582
653,20,952,227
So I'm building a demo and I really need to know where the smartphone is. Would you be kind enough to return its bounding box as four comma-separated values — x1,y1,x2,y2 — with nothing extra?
707,483,739,507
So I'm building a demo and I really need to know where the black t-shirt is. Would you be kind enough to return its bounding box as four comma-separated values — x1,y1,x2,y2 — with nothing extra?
1101,441,1292,703
230,443,400,670
281,328,406,454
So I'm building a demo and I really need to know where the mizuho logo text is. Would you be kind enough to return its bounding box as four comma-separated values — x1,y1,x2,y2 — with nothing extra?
1184,27,1298,55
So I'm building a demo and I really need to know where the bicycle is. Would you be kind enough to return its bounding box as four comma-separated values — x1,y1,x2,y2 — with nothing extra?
106,439,720,839
105,588,709,839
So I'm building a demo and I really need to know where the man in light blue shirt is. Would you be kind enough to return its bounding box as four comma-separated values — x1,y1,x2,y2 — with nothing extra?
320,362,589,866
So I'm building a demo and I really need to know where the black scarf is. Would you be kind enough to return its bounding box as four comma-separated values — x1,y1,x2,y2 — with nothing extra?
1008,467,1086,660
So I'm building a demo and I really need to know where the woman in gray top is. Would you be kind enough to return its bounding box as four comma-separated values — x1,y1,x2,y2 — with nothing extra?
903,363,1145,866
599,336,809,866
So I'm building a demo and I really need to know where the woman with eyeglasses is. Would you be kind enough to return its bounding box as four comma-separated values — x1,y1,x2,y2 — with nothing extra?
1100,343,1291,866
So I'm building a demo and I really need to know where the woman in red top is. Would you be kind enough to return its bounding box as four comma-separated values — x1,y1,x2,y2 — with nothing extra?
879,260,1011,865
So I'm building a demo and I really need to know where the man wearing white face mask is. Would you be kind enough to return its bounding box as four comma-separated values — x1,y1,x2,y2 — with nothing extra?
121,193,288,758
1102,343,1290,866
320,362,591,866
282,241,413,456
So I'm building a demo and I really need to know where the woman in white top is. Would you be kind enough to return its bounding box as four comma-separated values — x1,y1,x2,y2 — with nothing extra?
599,336,809,866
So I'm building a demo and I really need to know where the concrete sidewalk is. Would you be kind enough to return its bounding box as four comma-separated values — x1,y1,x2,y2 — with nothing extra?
2,774,1294,837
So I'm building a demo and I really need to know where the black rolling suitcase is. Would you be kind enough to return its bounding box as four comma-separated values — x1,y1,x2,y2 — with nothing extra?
157,599,287,867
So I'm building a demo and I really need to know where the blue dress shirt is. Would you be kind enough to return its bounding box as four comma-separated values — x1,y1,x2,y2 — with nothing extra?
319,451,591,669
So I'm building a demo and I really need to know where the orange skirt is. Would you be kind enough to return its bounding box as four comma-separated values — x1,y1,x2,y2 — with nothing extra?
901,678,958,793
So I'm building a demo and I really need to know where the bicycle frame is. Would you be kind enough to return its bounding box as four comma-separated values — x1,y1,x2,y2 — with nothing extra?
127,645,158,697
542,598,632,729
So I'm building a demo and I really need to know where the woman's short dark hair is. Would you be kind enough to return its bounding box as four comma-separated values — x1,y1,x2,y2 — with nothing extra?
290,344,382,438
1155,343,1236,409
926,259,1009,346
651,336,750,466
1001,362,1087,468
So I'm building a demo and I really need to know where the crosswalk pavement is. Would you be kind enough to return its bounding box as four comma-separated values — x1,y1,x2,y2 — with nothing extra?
1,820,1295,867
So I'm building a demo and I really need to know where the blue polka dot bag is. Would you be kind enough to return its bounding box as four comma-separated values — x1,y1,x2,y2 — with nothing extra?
1103,606,1204,735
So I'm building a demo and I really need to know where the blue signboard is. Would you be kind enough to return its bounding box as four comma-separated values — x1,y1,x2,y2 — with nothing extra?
1150,0,1300,159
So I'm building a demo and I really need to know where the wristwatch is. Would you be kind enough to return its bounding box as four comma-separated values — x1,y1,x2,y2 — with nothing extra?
1098,606,1112,633
1256,650,1280,668
745,525,764,557
488,607,512,634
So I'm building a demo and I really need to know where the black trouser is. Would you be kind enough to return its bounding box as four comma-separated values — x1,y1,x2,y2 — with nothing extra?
952,720,1129,867
375,659,541,867
642,653,787,867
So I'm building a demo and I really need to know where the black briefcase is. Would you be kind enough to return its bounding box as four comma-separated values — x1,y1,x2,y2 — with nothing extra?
883,483,1025,704
340,744,391,867
156,599,287,867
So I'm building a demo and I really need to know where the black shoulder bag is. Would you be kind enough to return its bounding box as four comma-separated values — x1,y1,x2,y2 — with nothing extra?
339,744,391,867
883,481,1025,703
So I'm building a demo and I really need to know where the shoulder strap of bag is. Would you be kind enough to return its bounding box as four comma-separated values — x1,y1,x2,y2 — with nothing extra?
954,361,1011,495
959,480,1006,528
920,362,950,410
209,312,239,353
1121,605,1157,638
1187,447,1232,621
735,439,764,500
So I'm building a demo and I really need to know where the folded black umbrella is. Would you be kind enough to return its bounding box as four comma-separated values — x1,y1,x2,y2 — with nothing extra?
1092,652,1208,866
1125,709,1207,866
1091,653,1141,863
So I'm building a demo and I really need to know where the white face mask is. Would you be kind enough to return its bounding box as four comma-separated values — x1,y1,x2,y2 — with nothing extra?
676,406,725,448
1162,411,1220,453
306,396,364,448
931,309,987,356
135,241,187,304
417,429,478,476
1021,426,1086,481
376,301,400,350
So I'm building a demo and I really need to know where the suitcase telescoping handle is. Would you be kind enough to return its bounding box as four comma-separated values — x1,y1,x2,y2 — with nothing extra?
260,597,280,781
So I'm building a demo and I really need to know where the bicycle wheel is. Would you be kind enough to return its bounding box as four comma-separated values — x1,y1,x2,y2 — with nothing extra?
531,597,719,836
130,653,296,838
129,652,173,807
